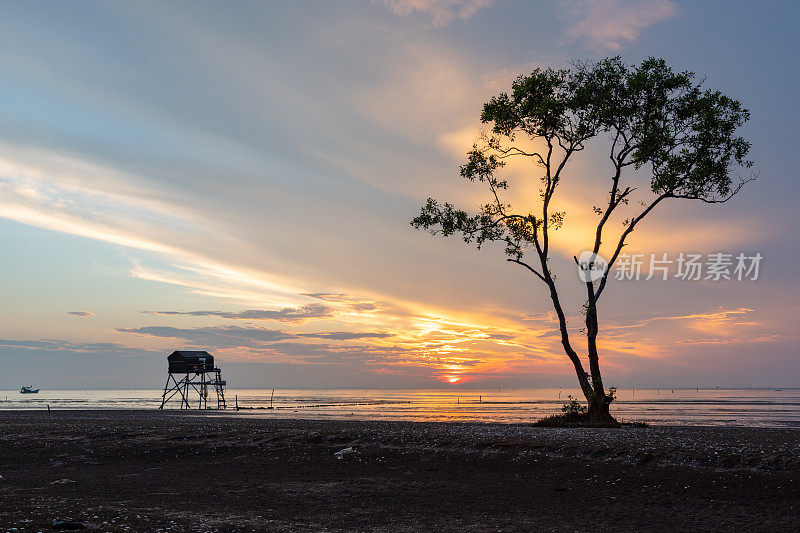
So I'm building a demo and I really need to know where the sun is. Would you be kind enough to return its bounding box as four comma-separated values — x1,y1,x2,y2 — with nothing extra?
446,376,461,384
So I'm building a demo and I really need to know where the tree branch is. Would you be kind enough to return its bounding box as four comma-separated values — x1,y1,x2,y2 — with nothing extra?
494,145,546,166
670,173,758,204
507,258,547,282
594,192,670,300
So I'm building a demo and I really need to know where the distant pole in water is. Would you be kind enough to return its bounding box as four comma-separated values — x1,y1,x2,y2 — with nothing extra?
269,388,275,409
235,395,239,411
47,404,50,412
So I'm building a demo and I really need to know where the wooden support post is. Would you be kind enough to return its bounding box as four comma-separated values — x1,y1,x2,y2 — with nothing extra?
161,368,226,410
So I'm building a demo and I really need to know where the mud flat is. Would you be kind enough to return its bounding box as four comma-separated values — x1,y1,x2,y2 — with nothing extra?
0,410,798,531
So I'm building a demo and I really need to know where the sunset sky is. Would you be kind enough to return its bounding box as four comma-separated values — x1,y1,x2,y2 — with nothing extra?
0,0,798,389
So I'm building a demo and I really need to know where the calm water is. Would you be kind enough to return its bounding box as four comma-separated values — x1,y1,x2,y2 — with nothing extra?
2,388,799,428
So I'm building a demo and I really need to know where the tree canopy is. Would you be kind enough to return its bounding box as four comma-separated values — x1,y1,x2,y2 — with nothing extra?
412,57,753,421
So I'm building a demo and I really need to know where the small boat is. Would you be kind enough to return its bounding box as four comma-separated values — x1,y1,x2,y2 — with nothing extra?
19,386,39,394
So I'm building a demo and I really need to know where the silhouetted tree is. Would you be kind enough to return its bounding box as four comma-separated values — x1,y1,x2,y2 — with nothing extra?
412,57,753,422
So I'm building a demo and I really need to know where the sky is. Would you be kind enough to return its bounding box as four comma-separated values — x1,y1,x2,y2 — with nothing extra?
0,0,798,390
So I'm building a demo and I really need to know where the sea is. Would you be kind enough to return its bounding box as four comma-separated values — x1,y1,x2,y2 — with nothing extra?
2,388,800,428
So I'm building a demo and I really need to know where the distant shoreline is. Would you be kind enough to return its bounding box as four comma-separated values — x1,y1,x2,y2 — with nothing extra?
4,407,800,430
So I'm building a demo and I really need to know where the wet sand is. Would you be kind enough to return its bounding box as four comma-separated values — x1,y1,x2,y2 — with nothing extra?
1,410,798,531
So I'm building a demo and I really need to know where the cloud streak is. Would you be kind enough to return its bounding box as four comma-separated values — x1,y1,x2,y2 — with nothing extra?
0,338,156,357
377,0,494,26
117,325,395,347
145,304,333,322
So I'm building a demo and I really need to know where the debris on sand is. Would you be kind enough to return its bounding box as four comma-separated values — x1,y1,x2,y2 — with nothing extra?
51,518,87,530
334,446,355,459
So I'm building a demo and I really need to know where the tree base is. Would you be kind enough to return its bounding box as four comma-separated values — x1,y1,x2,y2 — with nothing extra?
532,412,621,428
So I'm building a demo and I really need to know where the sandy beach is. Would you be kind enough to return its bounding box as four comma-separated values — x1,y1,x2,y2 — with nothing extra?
0,411,798,531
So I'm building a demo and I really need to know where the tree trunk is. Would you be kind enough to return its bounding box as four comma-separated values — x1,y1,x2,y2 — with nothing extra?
588,394,613,422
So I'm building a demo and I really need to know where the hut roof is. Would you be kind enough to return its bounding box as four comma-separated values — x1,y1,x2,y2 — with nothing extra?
168,350,213,360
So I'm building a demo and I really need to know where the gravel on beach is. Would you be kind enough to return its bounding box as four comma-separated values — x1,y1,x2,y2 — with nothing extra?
0,410,798,531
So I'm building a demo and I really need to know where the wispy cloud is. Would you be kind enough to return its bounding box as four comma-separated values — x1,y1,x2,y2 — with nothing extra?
0,338,154,356
117,325,296,348
591,307,789,370
67,311,95,317
674,334,780,346
0,52,41,70
377,0,494,26
0,146,324,309
117,325,395,348
561,0,677,51
299,331,394,340
145,304,333,322
302,293,383,313
115,325,402,365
